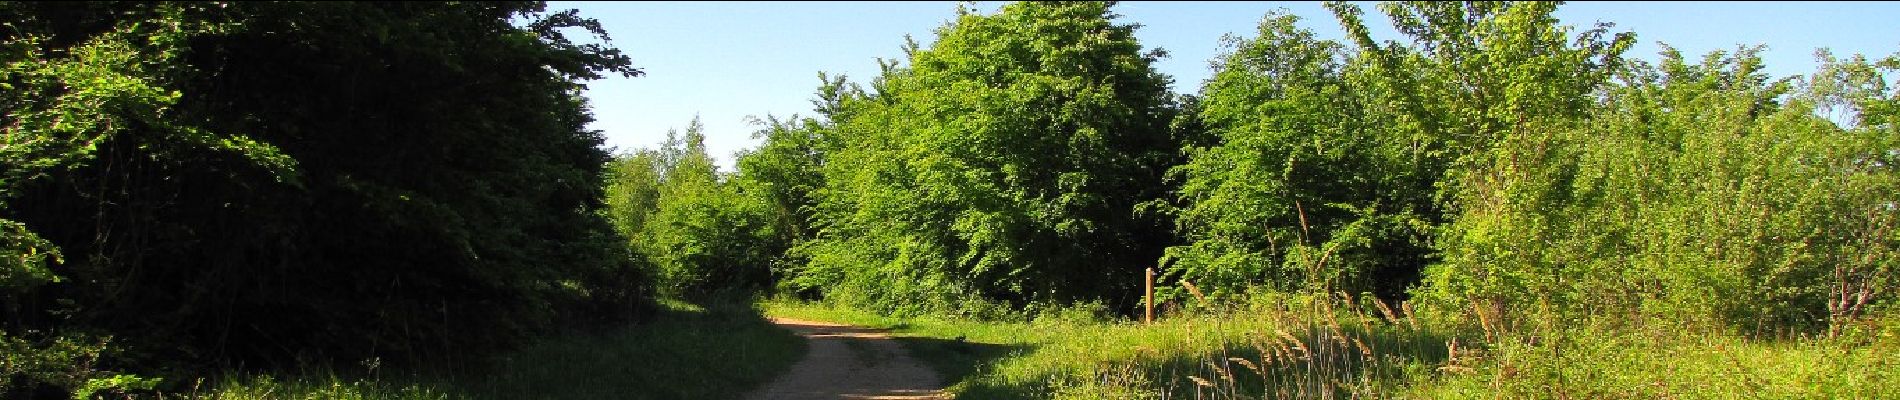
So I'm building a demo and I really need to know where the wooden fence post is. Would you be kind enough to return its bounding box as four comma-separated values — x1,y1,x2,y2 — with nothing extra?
1145,267,1155,324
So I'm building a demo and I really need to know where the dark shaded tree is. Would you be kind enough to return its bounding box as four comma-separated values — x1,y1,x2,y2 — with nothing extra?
1,2,647,394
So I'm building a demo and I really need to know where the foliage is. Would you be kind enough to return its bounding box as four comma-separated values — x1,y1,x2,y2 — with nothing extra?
1166,1,1635,304
5,0,1895,397
1164,0,1896,338
731,113,833,291
1,1,646,396
603,151,665,251
1307,0,1635,320
0,330,158,399
784,1,1181,315
605,119,781,296
1163,10,1437,301
1418,30,1899,334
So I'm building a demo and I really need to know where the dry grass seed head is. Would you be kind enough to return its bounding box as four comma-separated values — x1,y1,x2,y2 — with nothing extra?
1183,281,1208,303
1275,329,1310,360
1329,325,1352,349
1249,338,1276,366
1209,359,1237,384
1400,301,1418,331
1230,357,1263,376
1373,300,1400,324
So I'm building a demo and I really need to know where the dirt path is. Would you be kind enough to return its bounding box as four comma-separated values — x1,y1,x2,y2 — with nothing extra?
743,318,946,400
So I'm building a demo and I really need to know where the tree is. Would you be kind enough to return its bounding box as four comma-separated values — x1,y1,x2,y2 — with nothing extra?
731,111,835,292
1167,2,1633,305
1,3,646,394
1419,45,1900,333
787,1,1181,315
1165,10,1433,301
626,119,779,296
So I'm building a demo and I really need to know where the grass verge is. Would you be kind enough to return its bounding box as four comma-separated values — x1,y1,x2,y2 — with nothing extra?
182,298,804,400
763,296,1900,399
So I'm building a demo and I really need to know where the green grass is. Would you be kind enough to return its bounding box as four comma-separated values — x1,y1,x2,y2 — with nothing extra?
762,297,1900,399
175,296,1900,399
177,375,451,400
182,298,804,400
1414,318,1900,399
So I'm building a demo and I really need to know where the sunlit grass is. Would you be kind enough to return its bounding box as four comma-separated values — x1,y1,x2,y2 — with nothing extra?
186,297,1900,399
764,297,1900,399
1413,318,1900,399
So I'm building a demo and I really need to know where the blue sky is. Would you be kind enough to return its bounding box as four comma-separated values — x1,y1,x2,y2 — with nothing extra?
548,1,1900,169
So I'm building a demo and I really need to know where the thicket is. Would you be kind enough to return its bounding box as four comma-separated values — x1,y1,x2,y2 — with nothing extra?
1,2,647,397
602,1,1185,316
660,0,1899,339
7,0,1895,397
783,1,1181,315
603,119,783,297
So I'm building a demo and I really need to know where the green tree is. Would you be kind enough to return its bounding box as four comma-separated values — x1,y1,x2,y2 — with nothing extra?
1,2,280,396
628,119,779,296
731,111,835,291
788,1,1181,315
604,149,666,250
1,3,647,394
1419,45,1900,333
1165,10,1433,301
1167,2,1633,305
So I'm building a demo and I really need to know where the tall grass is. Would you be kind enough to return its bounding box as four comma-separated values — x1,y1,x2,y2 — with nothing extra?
765,294,1900,399
1415,313,1900,399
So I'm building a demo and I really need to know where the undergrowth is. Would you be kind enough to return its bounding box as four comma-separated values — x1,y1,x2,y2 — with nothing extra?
764,294,1900,399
